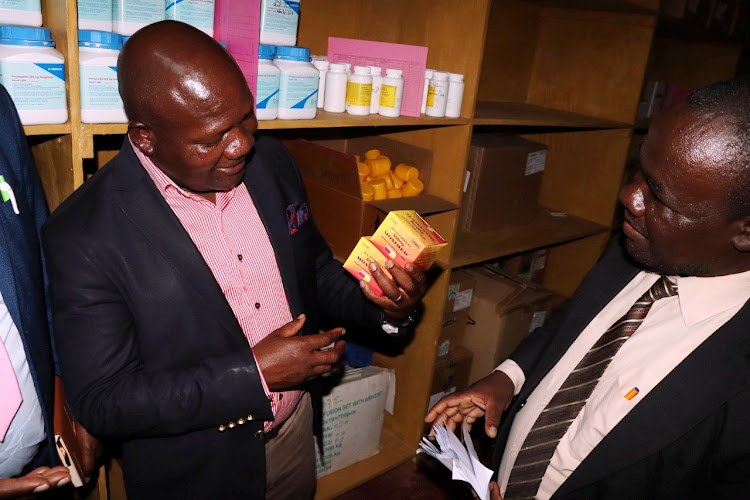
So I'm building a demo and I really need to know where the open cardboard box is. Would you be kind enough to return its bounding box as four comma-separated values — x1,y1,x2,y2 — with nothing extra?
284,137,457,260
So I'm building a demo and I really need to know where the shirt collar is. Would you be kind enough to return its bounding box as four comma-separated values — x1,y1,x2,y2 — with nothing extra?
672,270,750,327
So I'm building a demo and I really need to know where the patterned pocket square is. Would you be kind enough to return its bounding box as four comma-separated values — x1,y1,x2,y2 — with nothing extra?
286,202,309,234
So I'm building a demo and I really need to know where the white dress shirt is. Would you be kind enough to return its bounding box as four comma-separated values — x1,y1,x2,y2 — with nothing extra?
0,291,45,478
496,269,750,499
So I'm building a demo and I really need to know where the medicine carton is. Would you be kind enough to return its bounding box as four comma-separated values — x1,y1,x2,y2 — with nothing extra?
370,210,447,271
343,237,392,296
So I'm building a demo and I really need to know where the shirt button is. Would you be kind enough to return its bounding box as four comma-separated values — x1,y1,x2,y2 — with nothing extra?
255,302,260,309
237,254,243,261
279,394,283,400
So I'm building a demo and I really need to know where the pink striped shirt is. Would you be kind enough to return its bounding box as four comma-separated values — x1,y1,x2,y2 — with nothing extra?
130,140,301,431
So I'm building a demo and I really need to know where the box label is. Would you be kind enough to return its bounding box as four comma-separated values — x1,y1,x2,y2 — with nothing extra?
453,289,473,312
525,150,547,176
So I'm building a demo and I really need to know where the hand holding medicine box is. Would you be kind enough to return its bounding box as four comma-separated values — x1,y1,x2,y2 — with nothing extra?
343,237,393,297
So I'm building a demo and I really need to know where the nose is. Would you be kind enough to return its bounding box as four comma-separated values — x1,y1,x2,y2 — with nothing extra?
224,126,254,160
619,178,645,217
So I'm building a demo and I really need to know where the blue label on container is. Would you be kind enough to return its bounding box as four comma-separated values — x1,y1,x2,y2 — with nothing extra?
0,61,66,111
33,63,65,81
80,64,124,111
165,0,215,32
283,0,299,14
256,71,280,110
279,73,317,110
78,0,113,21
261,0,299,36
0,0,41,12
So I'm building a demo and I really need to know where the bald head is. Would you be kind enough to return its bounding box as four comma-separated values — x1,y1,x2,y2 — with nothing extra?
118,21,248,126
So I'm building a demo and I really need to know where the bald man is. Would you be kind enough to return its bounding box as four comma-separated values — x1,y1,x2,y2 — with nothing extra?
41,21,427,499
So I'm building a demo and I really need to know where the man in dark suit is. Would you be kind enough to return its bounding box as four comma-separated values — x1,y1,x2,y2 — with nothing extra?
427,77,750,499
42,21,427,499
0,85,70,496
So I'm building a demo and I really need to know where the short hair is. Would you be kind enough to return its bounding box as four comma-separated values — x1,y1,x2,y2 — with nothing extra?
686,77,750,218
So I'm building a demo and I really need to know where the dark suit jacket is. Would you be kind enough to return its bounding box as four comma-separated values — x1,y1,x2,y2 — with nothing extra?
493,241,750,499
0,84,57,470
41,136,385,498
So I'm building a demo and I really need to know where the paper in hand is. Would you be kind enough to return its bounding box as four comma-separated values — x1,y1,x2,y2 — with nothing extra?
417,421,493,500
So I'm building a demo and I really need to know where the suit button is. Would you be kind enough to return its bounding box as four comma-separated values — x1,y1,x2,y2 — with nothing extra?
247,415,254,421
237,418,246,425
254,430,263,438
228,421,236,429
218,425,227,432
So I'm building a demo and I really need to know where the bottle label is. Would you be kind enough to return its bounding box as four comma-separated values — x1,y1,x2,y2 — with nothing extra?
380,84,398,108
0,61,66,111
256,71,280,110
165,0,215,32
113,0,163,24
426,85,436,107
346,81,372,107
261,0,300,36
80,64,123,111
0,0,40,12
279,72,318,109
78,0,112,20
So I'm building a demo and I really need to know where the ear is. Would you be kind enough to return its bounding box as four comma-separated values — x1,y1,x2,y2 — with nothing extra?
127,122,156,156
731,216,750,252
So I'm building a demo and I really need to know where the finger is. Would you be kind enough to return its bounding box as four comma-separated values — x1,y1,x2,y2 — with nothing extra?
489,481,503,500
275,314,306,338
384,260,418,295
485,400,502,439
311,339,346,367
399,262,428,294
368,262,402,302
307,328,346,351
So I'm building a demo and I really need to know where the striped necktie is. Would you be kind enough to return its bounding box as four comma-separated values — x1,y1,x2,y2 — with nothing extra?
504,276,678,499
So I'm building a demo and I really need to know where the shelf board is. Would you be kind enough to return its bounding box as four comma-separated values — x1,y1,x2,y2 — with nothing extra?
314,428,413,500
259,110,469,129
82,123,128,135
452,207,609,268
473,101,631,128
23,123,71,136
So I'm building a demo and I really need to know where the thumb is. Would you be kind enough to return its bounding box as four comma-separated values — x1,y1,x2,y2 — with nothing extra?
485,401,501,439
276,314,306,337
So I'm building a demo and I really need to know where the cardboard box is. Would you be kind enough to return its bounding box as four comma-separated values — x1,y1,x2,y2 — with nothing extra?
285,137,457,260
462,267,564,384
370,210,447,271
315,366,395,477
428,346,473,411
460,135,546,233
438,270,476,357
493,248,548,285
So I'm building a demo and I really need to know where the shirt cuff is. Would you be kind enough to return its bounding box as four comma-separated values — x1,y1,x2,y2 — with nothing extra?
493,359,525,396
251,348,271,398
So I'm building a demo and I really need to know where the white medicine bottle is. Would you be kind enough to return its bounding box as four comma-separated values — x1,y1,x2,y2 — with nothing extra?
312,59,328,108
421,68,433,114
274,45,318,120
259,0,300,46
346,65,372,116
78,0,113,31
368,66,382,114
256,44,280,121
0,1,42,26
79,29,127,123
425,70,449,117
445,73,464,118
378,68,403,118
323,62,347,113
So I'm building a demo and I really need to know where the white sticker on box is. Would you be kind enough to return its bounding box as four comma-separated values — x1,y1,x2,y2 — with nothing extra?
525,150,547,176
463,170,471,192
437,339,450,358
529,311,547,332
453,289,473,312
448,283,460,300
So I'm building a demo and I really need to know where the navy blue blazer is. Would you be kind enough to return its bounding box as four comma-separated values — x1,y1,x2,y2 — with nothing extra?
0,84,56,470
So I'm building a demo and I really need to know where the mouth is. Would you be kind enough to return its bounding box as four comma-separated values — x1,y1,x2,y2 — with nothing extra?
218,160,246,176
622,216,646,240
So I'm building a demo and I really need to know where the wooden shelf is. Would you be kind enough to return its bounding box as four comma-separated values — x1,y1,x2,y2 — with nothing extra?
23,123,71,136
451,207,609,268
259,110,468,130
473,101,630,128
314,428,414,500
82,123,128,135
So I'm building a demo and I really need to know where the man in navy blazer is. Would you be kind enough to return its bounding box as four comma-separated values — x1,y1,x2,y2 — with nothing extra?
0,85,71,496
42,22,427,499
427,78,750,499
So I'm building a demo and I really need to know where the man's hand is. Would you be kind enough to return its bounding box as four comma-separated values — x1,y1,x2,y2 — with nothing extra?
359,261,428,321
253,314,346,391
425,371,515,438
489,481,503,500
73,421,102,484
0,467,70,499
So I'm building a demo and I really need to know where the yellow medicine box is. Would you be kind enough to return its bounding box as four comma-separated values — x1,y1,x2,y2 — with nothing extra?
343,237,392,297
370,210,447,271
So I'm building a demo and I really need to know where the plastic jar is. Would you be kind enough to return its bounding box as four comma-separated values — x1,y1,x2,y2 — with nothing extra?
165,0,215,37
368,65,382,114
77,0,113,31
0,25,66,125
259,0,300,46
256,44,280,121
346,65,372,116
323,62,347,113
378,68,403,118
79,30,126,123
425,70,449,117
312,59,328,108
112,0,164,36
445,72,464,118
0,0,42,27
273,45,318,120
421,68,433,114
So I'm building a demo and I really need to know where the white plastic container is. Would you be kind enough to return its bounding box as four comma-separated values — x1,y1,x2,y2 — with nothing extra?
421,68,433,114
165,0,214,37
378,68,403,118
78,0,113,31
323,62,346,113
0,0,42,27
368,65,382,114
346,65,371,116
312,59,328,108
445,72,464,118
0,25,66,125
273,46,318,120
425,70,449,117
259,0,300,46
112,0,164,36
256,44,280,121
79,30,127,123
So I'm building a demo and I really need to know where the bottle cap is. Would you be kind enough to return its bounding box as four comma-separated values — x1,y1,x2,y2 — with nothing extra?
274,45,311,62
329,62,347,72
431,71,449,81
78,30,123,50
368,65,382,76
0,25,55,47
258,44,276,60
448,73,464,82
353,65,370,75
